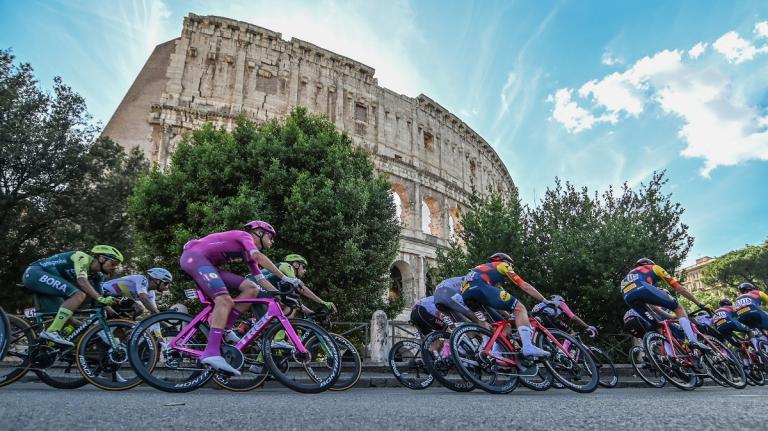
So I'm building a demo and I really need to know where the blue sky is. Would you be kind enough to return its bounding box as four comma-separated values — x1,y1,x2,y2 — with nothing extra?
2,0,767,266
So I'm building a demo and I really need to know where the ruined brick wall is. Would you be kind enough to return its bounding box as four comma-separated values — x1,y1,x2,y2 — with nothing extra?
105,13,516,309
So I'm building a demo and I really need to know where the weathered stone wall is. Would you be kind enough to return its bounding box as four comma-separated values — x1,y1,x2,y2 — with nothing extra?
104,13,516,313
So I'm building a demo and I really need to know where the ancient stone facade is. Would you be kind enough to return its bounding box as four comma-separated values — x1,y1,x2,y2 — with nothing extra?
104,14,516,312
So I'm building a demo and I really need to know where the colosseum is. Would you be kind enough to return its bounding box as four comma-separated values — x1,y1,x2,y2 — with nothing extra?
104,13,516,313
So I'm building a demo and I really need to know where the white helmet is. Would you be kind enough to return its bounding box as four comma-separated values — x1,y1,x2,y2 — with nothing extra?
147,267,173,283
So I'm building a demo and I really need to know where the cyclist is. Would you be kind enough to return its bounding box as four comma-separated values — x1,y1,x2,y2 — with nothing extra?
621,257,710,351
734,282,768,332
434,276,491,329
461,252,551,357
712,298,749,347
411,295,444,336
21,245,124,346
252,254,335,316
101,268,173,315
531,295,598,338
179,221,301,375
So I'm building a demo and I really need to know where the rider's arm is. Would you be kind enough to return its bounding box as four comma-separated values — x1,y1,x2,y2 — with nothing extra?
138,292,160,314
559,302,590,329
498,263,546,302
654,265,704,308
70,252,102,300
296,282,325,305
251,250,289,280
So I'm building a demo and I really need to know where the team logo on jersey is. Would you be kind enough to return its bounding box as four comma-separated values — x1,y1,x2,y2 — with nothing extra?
499,290,511,302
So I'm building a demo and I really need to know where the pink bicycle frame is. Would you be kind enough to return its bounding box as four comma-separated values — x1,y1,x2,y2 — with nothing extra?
481,317,572,366
169,290,309,357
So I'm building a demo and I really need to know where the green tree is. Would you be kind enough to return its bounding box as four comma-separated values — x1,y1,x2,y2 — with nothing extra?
0,49,148,311
435,191,524,281
703,240,768,290
129,109,401,320
435,171,694,333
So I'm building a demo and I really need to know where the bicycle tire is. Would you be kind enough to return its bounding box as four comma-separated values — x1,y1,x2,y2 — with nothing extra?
388,340,433,390
128,311,213,393
327,333,362,391
33,342,88,389
262,319,340,393
536,329,599,393
0,307,9,361
0,315,35,388
420,330,475,392
629,346,666,388
702,336,746,389
589,346,619,388
642,332,696,391
76,319,148,391
449,323,519,394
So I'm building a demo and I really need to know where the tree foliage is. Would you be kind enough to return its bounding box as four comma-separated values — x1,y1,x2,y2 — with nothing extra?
129,109,401,320
0,49,148,311
436,171,694,332
703,240,768,290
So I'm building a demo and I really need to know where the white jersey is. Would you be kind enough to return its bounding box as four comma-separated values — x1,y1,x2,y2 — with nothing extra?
102,275,156,304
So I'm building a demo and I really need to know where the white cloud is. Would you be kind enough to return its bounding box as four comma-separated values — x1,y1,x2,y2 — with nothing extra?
601,51,623,65
550,89,616,133
756,21,768,38
712,31,766,64
549,23,768,177
499,72,517,117
688,42,707,59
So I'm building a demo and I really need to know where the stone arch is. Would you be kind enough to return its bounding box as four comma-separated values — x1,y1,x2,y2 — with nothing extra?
389,260,413,303
421,195,441,236
391,183,410,227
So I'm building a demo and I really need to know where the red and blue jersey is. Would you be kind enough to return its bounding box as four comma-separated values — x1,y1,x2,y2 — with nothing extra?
464,261,525,288
734,290,768,316
620,264,681,294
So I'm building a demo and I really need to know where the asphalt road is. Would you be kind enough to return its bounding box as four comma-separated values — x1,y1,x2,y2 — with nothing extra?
0,383,765,431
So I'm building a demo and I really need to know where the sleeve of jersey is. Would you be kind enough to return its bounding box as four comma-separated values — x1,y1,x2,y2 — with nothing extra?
653,266,681,289
278,262,296,279
137,277,149,295
498,263,525,287
70,251,91,279
759,291,768,304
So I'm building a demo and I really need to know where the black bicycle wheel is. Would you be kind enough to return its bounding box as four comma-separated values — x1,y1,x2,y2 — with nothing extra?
128,311,213,393
449,323,518,394
76,319,148,391
421,330,475,392
0,307,9,361
33,337,88,389
388,340,433,390
261,319,340,393
629,346,666,388
589,346,619,388
702,336,746,389
642,332,696,390
536,329,599,393
328,333,362,391
0,315,35,388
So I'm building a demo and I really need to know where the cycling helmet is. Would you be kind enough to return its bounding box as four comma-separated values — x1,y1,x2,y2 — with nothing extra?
635,257,655,267
147,268,173,283
244,220,276,237
738,282,755,293
719,298,732,307
549,295,565,303
488,253,513,264
284,254,308,267
91,245,124,263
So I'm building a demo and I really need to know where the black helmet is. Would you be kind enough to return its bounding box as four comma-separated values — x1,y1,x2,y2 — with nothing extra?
719,298,732,307
489,253,513,264
738,282,755,293
635,257,655,267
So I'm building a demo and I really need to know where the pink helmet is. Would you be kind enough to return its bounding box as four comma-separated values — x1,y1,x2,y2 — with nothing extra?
244,220,276,237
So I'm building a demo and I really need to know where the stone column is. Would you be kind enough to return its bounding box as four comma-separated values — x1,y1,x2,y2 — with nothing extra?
368,310,390,364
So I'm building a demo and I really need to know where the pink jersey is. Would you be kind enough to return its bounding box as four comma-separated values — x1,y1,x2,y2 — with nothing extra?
183,230,261,275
